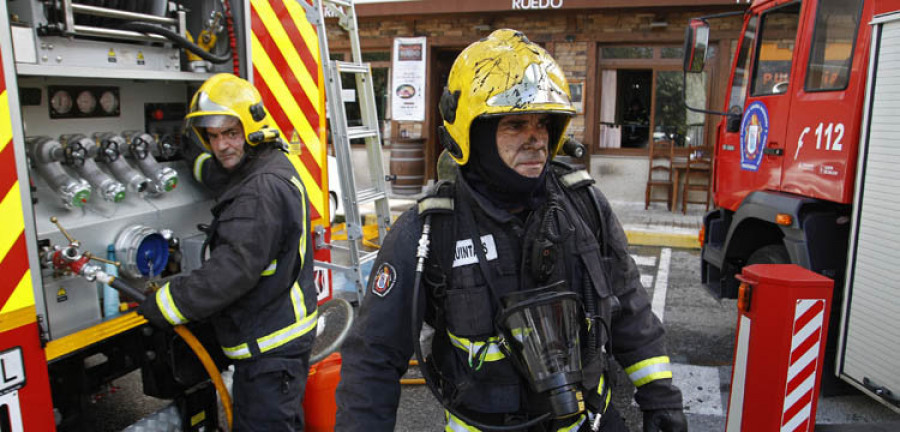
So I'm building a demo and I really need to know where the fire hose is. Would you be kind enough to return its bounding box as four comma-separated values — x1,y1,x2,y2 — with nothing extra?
112,277,233,429
46,218,234,429
85,268,234,429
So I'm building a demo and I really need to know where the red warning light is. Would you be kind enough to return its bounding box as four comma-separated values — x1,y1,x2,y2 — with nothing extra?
153,109,165,121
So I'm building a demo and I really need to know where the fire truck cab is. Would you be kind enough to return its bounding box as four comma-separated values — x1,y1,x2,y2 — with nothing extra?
686,0,900,412
690,0,869,300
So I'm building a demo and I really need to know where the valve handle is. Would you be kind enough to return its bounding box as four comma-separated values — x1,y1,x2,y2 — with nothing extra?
64,139,88,167
49,217,75,243
156,134,179,159
84,251,121,268
100,138,121,162
130,136,150,160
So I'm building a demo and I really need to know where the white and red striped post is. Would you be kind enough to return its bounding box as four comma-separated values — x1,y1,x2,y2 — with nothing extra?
725,264,834,432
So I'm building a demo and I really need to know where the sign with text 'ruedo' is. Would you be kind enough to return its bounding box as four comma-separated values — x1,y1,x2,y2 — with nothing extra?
357,1,749,16
512,0,564,9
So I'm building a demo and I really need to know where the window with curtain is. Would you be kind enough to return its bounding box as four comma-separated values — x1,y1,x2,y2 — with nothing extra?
597,45,714,150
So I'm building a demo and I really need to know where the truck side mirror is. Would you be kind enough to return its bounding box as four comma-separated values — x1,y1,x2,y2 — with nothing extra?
683,18,710,73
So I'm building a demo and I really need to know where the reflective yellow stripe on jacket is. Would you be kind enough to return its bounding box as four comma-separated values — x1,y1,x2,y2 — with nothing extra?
261,259,277,276
597,373,612,412
559,415,586,432
447,331,505,368
221,281,317,360
445,411,479,432
289,175,308,269
444,411,586,432
156,282,188,325
625,355,673,387
193,153,211,183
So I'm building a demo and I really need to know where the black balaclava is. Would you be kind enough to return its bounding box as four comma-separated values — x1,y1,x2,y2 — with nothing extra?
460,117,548,211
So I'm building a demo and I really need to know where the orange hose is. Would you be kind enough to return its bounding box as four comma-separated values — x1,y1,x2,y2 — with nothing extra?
173,325,233,429
402,359,423,385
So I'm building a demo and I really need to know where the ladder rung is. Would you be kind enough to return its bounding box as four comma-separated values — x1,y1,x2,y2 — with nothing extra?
359,250,379,264
326,0,353,8
356,188,386,205
347,126,378,140
328,243,351,253
313,259,344,271
336,62,369,74
319,262,357,276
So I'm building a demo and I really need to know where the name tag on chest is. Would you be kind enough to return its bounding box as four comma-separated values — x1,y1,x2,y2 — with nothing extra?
453,234,498,267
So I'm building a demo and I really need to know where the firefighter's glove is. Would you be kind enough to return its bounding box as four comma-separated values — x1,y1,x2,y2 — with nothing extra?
137,295,170,329
642,409,687,432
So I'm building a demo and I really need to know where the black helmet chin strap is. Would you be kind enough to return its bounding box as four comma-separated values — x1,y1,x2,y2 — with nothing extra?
438,125,464,160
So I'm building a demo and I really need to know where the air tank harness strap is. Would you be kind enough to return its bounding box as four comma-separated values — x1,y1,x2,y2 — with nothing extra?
417,192,455,330
456,183,503,310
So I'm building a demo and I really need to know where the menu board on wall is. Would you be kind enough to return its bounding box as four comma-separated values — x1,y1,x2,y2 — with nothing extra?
391,37,427,122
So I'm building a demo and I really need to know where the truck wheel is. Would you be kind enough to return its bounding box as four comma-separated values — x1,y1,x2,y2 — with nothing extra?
746,244,790,265
329,191,338,223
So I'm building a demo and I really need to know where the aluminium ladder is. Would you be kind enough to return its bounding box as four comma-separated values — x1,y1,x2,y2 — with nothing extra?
306,0,392,303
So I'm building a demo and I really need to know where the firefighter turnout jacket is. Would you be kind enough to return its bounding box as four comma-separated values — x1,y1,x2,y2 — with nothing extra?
335,162,683,431
141,145,317,360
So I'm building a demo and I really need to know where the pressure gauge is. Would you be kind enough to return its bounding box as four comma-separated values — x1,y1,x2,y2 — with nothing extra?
99,90,119,115
50,90,73,115
49,86,119,118
76,90,96,114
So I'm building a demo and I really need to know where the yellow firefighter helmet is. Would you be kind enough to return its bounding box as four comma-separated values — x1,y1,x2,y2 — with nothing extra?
439,29,575,166
186,73,279,149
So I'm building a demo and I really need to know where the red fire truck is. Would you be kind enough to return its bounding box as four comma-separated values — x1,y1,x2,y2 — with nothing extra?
686,0,900,412
0,1,336,430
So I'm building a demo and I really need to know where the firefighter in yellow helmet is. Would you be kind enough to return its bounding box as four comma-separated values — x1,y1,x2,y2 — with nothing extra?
336,30,687,432
139,74,317,431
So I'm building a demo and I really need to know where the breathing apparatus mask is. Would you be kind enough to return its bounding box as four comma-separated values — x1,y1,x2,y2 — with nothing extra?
496,281,586,419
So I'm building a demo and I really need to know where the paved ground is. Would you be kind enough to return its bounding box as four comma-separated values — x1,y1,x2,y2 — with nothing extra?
328,195,900,432
328,245,900,432
85,197,900,431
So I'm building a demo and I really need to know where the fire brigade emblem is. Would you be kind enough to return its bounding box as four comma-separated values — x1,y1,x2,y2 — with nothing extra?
740,101,769,172
372,263,397,297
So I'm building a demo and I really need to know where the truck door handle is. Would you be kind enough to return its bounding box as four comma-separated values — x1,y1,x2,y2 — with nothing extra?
763,142,783,156
863,377,900,407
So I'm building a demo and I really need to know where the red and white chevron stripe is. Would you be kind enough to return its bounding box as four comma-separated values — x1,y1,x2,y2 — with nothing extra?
780,299,826,432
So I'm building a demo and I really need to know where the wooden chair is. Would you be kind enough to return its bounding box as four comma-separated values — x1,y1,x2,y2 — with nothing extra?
669,146,690,211
682,145,713,213
645,140,674,210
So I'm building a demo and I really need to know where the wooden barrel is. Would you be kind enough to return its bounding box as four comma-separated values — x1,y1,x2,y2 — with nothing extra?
389,139,425,195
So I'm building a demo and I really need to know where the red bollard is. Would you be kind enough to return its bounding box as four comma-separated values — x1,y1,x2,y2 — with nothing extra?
726,264,833,432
